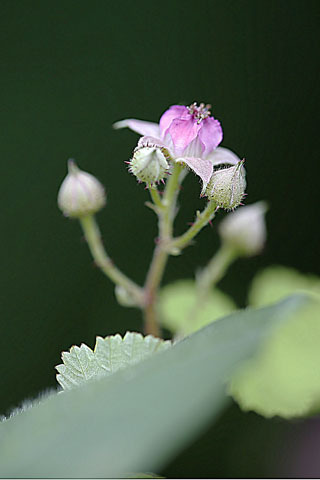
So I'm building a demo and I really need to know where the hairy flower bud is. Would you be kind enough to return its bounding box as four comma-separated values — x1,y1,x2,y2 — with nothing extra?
219,201,267,256
205,161,246,210
58,160,106,218
129,146,169,185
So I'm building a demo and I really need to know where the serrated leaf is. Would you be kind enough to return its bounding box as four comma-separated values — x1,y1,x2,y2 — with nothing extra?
159,280,236,335
0,295,306,478
230,267,320,418
56,332,172,390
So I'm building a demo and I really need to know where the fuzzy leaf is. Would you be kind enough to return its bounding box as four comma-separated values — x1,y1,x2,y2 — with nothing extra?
56,332,172,390
159,280,236,335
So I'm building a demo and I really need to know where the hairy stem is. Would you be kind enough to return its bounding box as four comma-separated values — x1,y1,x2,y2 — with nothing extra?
79,215,144,306
149,186,164,211
196,244,237,299
170,200,218,252
143,164,183,336
181,245,237,335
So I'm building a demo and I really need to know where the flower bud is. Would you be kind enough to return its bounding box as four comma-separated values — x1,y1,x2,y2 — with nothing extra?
219,201,267,256
58,160,106,218
205,161,246,210
129,146,169,185
114,285,138,307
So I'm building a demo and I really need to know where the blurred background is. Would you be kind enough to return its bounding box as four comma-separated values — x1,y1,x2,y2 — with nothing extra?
1,0,319,476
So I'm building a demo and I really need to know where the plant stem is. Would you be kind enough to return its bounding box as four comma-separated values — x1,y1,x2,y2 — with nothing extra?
170,200,218,252
143,164,183,336
143,246,168,336
79,214,144,306
196,244,237,299
181,245,237,336
149,187,164,211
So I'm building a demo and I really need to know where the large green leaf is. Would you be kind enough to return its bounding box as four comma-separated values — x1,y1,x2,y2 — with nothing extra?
0,295,305,478
230,266,320,418
159,280,236,335
56,332,172,390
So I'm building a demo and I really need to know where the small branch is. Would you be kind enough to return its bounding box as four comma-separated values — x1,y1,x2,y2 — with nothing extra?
170,200,218,252
180,245,237,336
79,215,144,306
196,245,237,299
148,187,164,211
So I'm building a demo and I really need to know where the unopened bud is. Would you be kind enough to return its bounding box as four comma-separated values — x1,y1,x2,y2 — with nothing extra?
219,201,267,256
115,285,138,307
58,160,106,218
205,161,246,210
129,146,169,185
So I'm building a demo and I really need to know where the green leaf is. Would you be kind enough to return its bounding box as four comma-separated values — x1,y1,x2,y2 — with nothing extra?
0,295,305,478
229,267,320,418
56,332,172,390
248,265,320,307
159,280,236,335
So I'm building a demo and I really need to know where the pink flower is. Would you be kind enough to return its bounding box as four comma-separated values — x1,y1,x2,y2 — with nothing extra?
114,103,239,191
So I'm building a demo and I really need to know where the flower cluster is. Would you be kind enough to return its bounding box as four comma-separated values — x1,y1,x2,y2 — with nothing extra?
114,102,245,209
57,102,247,218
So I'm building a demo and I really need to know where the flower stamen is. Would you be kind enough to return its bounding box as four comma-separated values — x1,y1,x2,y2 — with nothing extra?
187,102,212,124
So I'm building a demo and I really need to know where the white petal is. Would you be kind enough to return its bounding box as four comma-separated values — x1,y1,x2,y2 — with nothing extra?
176,156,213,193
137,135,169,150
207,146,241,167
182,135,204,158
113,119,160,137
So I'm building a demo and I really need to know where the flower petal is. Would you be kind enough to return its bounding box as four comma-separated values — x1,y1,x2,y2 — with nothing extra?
176,156,213,192
182,135,205,158
113,119,160,137
207,146,241,167
159,105,189,136
198,117,223,156
168,118,201,156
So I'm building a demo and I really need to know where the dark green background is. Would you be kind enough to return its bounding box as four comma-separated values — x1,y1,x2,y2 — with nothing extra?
1,0,319,477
